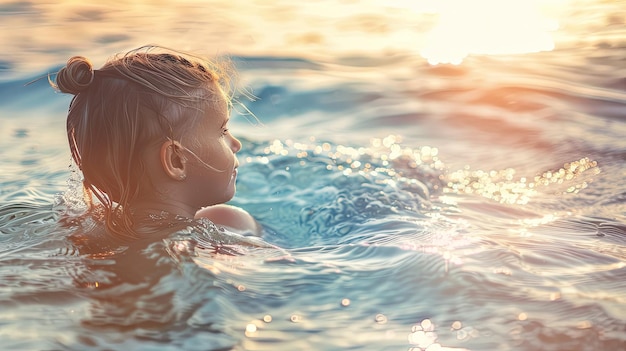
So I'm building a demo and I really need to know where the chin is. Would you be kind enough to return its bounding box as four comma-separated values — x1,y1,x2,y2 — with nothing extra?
223,188,236,203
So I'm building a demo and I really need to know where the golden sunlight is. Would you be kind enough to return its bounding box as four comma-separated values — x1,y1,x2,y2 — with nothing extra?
414,0,561,65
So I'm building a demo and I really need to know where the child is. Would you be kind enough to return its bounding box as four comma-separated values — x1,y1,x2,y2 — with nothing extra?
52,45,260,240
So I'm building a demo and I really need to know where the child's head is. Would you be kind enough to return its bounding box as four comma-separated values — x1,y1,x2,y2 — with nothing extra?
53,46,242,237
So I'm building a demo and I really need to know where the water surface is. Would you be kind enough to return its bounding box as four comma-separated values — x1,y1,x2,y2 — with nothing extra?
1,1,625,350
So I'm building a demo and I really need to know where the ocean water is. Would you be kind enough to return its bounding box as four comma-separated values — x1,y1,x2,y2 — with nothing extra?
1,0,626,350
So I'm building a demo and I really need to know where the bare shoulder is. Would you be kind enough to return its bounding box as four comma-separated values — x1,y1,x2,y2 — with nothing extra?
195,204,261,236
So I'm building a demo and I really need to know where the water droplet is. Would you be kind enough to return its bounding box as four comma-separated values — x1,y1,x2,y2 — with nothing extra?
245,323,257,333
375,313,387,324
290,314,301,323
549,292,561,301
421,319,433,331
451,321,462,330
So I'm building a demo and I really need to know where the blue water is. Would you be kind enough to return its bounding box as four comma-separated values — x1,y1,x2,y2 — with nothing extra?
1,1,626,350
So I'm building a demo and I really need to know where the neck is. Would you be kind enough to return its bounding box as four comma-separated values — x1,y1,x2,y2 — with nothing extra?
130,200,198,220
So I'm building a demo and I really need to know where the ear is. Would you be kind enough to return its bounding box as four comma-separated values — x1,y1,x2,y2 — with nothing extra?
160,140,188,181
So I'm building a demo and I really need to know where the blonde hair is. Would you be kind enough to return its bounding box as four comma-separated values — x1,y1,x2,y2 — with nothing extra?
52,45,235,238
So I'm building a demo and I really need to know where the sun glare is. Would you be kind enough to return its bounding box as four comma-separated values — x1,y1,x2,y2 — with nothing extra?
413,0,561,65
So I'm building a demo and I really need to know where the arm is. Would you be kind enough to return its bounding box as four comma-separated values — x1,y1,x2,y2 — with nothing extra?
195,204,261,237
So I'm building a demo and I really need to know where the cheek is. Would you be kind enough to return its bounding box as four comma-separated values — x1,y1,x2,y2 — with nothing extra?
193,144,233,176
214,141,235,167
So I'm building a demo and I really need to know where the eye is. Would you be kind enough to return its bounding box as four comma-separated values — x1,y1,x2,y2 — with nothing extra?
222,128,229,136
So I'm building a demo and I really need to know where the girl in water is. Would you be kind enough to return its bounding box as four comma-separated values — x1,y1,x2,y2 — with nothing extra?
53,46,260,241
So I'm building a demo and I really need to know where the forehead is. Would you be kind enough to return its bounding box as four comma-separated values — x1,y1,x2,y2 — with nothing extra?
196,87,229,128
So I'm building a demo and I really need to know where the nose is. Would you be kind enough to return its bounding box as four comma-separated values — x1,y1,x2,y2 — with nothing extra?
230,134,242,153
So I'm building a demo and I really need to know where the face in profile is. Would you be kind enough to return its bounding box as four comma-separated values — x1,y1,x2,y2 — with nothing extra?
184,93,242,208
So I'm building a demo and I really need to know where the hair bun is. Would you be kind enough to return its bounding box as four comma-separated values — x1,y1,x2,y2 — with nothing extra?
55,56,95,95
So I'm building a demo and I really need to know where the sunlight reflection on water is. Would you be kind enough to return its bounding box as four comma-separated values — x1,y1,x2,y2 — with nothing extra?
416,0,561,65
1,0,625,350
0,0,608,77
